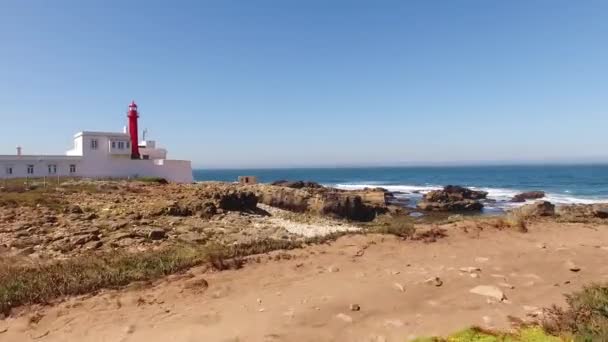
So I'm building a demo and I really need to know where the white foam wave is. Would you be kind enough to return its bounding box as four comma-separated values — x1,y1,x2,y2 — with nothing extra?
332,183,608,206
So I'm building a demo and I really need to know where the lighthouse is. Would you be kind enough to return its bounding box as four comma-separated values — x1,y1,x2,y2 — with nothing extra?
127,101,140,159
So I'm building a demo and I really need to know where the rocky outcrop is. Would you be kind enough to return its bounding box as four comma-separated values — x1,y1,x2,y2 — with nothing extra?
417,185,487,211
511,191,545,203
254,183,388,222
513,201,555,217
271,180,324,189
556,204,608,221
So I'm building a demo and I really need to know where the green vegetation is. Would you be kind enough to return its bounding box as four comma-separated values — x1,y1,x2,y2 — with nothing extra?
412,327,561,342
543,283,608,341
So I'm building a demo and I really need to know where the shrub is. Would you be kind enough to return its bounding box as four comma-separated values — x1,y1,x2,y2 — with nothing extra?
543,283,608,341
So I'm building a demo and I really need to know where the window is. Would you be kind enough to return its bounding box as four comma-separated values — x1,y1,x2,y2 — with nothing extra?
118,141,125,149
142,155,150,160
91,139,98,150
48,164,57,174
5,167,12,175
126,141,130,149
111,141,116,149
69,164,76,173
27,165,34,174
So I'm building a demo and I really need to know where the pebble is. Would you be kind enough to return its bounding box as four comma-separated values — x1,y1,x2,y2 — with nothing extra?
350,304,361,312
565,260,581,272
394,283,405,292
424,277,443,287
498,282,515,289
328,265,340,273
537,243,548,249
459,267,481,273
336,313,353,323
470,273,480,278
124,325,136,334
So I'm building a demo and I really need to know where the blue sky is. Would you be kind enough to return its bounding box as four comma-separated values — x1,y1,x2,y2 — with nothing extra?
1,0,607,168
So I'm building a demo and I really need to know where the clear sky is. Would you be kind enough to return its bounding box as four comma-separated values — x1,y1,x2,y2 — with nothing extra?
1,1,607,168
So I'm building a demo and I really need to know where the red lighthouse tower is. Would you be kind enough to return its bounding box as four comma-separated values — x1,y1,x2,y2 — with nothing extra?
127,101,140,159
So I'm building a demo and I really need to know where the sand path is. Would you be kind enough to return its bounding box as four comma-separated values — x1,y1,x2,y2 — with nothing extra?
2,222,608,342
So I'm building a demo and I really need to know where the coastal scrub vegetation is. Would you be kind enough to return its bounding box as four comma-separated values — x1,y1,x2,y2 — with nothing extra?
0,232,358,315
542,283,608,341
411,326,561,341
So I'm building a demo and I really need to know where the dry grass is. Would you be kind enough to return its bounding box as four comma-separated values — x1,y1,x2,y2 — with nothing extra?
0,231,368,315
542,283,608,341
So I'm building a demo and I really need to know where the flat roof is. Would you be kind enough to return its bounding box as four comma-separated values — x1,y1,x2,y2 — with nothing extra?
0,155,82,161
74,131,129,138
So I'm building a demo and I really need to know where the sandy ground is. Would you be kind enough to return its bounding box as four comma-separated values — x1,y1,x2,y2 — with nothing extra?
2,221,608,342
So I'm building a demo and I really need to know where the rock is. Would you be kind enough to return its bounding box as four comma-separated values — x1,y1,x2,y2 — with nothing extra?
498,282,515,289
336,313,353,323
328,265,340,273
271,180,324,189
425,277,443,287
148,229,166,240
184,277,209,291
83,240,103,250
557,204,608,221
469,285,507,301
460,267,481,273
513,201,555,217
394,283,405,292
349,304,361,312
594,208,608,219
255,184,388,222
511,191,545,203
417,185,486,212
215,191,258,211
565,260,581,272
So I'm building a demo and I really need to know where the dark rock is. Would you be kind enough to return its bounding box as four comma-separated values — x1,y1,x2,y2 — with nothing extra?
148,229,166,240
594,209,608,219
417,185,487,212
271,180,324,189
511,191,545,203
215,191,258,211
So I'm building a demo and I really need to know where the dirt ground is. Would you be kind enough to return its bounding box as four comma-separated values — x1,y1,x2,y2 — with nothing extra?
2,220,608,342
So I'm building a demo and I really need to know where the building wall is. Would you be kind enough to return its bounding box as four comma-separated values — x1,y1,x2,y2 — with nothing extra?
0,157,82,179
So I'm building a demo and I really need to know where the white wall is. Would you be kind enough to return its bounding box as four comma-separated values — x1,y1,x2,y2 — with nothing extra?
0,158,82,179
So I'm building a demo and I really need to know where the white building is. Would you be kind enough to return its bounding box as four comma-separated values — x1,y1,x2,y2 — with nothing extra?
0,102,193,183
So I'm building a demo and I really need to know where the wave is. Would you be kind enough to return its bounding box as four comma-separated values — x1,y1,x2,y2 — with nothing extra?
332,183,608,205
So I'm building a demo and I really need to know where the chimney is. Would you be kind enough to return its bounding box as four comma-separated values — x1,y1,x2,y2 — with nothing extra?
16,146,22,156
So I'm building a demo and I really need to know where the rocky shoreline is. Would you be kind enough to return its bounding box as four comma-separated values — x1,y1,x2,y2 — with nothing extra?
1,179,607,264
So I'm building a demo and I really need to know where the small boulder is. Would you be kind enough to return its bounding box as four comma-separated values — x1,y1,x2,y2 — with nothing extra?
514,201,555,217
349,304,361,312
511,191,545,203
470,285,507,301
148,229,166,240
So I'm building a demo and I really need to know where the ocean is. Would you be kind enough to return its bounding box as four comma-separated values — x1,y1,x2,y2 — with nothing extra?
194,165,608,213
